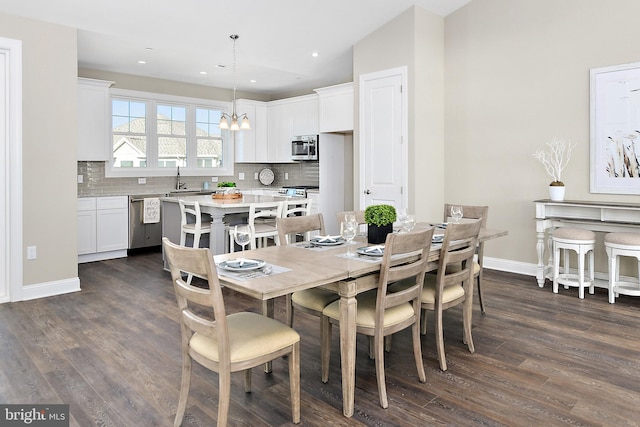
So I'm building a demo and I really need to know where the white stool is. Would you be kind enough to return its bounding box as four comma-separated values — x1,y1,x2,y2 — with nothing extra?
604,232,640,304
552,228,595,299
179,200,211,248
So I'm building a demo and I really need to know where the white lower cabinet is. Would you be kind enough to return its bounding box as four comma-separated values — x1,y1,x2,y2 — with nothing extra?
78,196,128,263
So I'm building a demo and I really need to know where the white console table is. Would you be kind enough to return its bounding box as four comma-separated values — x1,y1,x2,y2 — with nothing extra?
535,199,640,287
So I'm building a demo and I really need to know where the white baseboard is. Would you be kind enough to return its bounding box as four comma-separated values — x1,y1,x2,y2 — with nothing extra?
484,256,537,277
78,249,127,264
22,276,81,301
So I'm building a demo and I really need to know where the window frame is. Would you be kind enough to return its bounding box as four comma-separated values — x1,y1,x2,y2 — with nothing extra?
106,88,234,178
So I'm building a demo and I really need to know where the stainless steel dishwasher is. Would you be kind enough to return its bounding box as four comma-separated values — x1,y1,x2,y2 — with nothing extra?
129,194,165,249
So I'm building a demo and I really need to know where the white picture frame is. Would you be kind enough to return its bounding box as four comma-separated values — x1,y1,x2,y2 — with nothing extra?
590,61,640,194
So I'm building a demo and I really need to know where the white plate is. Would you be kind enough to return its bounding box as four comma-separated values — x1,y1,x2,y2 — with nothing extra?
258,168,275,185
357,245,385,257
432,234,444,243
218,258,266,272
310,236,345,246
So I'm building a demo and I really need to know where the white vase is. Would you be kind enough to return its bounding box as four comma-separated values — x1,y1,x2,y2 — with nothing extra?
549,185,565,201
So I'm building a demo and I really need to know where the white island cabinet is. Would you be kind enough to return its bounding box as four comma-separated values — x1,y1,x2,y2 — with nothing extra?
78,196,128,263
77,78,114,161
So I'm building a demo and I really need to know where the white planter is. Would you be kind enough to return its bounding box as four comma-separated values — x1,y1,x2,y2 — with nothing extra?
549,185,565,201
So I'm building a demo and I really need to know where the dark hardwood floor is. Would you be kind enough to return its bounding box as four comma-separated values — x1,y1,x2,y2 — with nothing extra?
2,249,640,426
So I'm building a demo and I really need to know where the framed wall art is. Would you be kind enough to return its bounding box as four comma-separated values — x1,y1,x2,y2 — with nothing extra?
590,61,640,194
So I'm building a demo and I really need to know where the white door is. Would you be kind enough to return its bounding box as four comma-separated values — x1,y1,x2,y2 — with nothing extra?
359,67,407,211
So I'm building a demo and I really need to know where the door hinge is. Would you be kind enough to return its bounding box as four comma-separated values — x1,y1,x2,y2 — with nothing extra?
400,84,403,93
400,186,403,195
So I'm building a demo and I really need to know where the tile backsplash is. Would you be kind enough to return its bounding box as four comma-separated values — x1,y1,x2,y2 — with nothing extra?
77,161,319,196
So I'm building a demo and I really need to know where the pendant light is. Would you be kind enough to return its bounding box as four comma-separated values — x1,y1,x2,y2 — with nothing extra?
219,34,251,131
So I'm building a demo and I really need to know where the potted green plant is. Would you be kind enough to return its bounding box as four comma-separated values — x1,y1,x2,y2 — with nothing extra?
364,204,397,244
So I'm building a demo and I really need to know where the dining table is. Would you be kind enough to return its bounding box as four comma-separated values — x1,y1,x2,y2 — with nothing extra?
212,223,508,417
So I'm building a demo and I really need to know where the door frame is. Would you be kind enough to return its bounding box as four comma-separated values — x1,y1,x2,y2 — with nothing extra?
1,37,23,303
358,66,408,211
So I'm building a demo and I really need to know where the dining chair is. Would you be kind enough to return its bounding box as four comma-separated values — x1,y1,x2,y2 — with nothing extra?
275,213,341,328
335,210,366,226
320,227,434,408
443,204,489,313
394,220,481,371
162,237,301,426
276,213,325,246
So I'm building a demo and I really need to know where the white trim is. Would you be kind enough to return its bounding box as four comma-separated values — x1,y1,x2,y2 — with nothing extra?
1,37,23,302
22,277,80,301
484,256,538,277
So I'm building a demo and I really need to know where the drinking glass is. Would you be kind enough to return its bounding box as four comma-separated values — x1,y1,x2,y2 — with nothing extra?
450,206,463,223
397,208,408,232
402,214,415,232
341,220,358,257
234,225,252,264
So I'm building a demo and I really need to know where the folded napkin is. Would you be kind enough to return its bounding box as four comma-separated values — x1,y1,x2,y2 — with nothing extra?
363,245,385,254
314,235,342,243
226,258,260,268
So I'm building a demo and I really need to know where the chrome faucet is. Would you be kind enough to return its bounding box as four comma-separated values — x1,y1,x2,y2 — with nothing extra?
176,166,186,190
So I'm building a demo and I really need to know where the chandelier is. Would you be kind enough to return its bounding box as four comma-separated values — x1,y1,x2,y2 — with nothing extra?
219,34,250,131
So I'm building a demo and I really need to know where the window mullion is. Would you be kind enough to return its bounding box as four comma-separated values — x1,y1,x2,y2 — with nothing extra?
148,100,159,168
186,105,197,169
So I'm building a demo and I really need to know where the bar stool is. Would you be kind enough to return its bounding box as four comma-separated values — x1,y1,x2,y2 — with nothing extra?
179,200,211,248
604,232,640,304
552,228,595,299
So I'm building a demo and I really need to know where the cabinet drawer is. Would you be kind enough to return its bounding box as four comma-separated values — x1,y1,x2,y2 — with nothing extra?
78,197,97,211
97,196,128,210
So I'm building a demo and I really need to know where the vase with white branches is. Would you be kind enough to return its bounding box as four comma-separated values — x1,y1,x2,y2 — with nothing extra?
533,137,576,201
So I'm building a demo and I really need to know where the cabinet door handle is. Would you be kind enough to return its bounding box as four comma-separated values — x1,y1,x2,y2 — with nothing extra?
364,189,371,195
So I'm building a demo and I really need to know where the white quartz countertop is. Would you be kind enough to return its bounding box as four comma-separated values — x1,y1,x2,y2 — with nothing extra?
160,193,290,207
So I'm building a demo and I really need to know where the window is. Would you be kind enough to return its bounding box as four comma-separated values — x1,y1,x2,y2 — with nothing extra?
196,108,223,168
112,99,146,168
107,89,233,178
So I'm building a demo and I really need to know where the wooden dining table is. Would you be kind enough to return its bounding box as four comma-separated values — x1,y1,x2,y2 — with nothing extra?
213,224,508,417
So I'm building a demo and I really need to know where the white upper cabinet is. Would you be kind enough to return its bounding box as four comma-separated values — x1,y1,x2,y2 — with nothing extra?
234,99,268,163
267,94,318,163
315,82,353,133
77,78,114,161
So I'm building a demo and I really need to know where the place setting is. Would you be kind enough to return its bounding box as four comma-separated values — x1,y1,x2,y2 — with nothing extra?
296,235,346,251
217,224,289,280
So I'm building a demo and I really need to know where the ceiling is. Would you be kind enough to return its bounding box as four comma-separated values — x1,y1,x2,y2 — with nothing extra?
0,0,471,97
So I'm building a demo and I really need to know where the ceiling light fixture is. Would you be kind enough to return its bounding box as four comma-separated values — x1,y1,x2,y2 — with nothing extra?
219,34,250,131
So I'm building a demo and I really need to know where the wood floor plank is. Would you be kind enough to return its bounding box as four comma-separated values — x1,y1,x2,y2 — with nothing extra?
1,250,640,426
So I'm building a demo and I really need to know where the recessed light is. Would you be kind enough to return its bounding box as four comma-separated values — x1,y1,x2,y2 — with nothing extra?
312,52,319,57
138,60,147,64
200,71,208,75
145,47,153,51
250,79,256,83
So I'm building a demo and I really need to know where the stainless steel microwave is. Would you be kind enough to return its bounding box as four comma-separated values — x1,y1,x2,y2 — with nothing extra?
291,135,318,161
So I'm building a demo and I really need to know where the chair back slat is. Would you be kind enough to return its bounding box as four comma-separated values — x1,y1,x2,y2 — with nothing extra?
179,200,203,227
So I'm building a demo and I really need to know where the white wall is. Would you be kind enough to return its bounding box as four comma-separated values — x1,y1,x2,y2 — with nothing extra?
445,0,640,268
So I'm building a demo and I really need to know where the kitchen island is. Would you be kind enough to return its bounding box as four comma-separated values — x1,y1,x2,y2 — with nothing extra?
161,193,290,255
